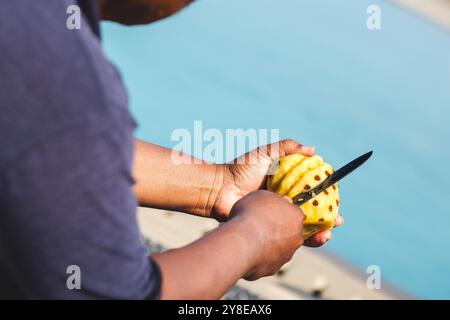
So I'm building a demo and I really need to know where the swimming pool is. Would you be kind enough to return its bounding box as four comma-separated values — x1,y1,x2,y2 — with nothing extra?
102,0,450,299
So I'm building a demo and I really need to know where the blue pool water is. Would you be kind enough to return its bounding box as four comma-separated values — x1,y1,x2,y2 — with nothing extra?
101,0,450,299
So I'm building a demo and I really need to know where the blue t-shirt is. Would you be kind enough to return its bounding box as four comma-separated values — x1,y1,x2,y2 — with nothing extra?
0,0,161,299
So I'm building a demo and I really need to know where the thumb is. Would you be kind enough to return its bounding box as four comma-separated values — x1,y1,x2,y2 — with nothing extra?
283,195,293,204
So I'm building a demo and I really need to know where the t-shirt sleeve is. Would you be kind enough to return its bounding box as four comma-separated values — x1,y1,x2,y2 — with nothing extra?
0,120,161,299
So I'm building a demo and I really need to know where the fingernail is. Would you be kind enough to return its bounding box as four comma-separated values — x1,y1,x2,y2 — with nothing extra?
301,145,316,154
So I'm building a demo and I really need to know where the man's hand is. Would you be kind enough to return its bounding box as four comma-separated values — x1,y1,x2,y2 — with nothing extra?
153,190,305,298
212,139,343,247
212,139,315,220
229,190,305,280
133,138,343,247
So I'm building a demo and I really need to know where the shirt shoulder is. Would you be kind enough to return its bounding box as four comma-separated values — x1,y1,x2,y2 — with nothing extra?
0,0,136,167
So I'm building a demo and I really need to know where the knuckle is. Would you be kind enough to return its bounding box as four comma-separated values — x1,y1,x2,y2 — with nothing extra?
283,138,301,148
283,138,295,144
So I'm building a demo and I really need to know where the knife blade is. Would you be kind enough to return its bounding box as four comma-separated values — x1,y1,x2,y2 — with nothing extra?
291,151,373,205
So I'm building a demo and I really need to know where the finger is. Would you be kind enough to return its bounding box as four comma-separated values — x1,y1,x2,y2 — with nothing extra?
304,230,333,247
279,139,316,157
298,145,316,156
334,213,344,227
256,140,315,166
282,195,293,204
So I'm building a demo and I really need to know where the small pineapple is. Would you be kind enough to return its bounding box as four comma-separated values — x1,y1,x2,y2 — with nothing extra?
267,154,340,240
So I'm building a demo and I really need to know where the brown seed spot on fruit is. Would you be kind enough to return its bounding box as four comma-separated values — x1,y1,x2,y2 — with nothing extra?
319,218,324,222
325,171,331,177
312,200,319,206
328,205,333,212
324,189,329,195
332,185,336,190
314,175,321,181
336,199,340,206
304,184,311,191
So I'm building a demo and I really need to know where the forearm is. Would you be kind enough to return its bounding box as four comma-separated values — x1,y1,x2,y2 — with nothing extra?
133,138,223,217
152,217,255,299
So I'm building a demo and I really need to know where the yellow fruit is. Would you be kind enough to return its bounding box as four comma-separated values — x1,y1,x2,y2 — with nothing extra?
267,154,340,240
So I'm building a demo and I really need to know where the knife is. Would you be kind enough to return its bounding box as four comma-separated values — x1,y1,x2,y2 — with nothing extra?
291,151,373,206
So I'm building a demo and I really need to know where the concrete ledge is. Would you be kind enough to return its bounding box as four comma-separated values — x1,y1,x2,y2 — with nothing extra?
138,207,406,299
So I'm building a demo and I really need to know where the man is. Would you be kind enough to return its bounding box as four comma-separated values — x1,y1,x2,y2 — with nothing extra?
0,0,343,299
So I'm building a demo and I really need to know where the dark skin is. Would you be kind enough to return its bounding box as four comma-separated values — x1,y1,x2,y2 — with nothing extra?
97,1,344,299
97,0,195,25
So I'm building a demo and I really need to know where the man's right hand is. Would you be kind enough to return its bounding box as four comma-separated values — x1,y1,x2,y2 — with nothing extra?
230,190,304,281
153,190,305,299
